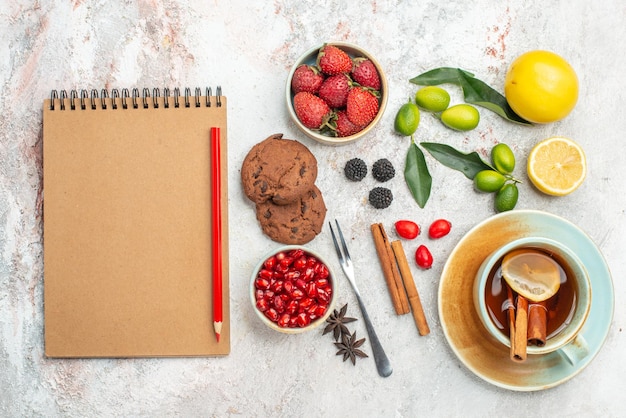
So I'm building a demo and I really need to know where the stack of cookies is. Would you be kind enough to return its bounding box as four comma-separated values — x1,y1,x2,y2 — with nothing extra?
241,133,327,245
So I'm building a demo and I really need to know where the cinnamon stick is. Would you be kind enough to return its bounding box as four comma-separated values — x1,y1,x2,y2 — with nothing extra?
506,285,517,361
527,301,548,347
391,240,430,335
370,223,410,315
512,295,528,362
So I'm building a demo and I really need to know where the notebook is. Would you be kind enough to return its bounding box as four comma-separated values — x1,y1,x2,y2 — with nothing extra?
43,87,229,357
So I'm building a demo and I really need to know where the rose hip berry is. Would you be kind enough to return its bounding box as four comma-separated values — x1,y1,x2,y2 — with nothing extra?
254,249,332,329
394,220,420,239
428,219,451,239
415,245,433,269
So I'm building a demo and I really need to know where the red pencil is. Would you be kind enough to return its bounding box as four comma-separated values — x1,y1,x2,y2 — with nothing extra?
211,127,223,342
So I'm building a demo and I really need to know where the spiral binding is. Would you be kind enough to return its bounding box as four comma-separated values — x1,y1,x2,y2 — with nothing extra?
49,86,223,111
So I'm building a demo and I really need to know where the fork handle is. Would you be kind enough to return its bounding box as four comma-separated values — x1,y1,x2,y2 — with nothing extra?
354,292,393,377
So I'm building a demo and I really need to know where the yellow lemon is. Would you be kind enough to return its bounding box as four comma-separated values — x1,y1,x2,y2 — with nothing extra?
504,50,578,124
501,249,561,302
527,136,586,196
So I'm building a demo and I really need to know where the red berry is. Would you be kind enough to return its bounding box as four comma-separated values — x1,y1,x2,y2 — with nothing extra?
429,219,451,239
333,110,362,137
415,245,433,269
351,57,381,90
293,91,331,130
346,87,379,127
317,44,352,75
318,73,351,108
394,220,420,239
291,64,324,94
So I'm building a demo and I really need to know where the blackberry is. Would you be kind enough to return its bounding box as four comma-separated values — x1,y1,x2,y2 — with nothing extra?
372,158,395,182
344,158,367,182
369,187,393,209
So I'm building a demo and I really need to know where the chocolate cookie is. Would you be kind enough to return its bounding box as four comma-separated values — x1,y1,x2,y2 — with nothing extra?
241,133,318,205
255,185,327,245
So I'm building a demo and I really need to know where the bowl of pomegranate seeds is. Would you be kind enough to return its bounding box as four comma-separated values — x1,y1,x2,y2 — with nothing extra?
250,245,337,333
286,42,388,145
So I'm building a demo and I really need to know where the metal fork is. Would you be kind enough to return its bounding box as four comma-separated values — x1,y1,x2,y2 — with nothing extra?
329,219,393,378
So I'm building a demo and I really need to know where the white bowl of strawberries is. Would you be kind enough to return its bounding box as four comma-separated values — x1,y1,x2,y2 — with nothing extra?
286,42,388,145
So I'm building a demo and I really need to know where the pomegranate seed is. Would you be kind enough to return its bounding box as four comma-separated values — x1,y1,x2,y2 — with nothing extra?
293,256,307,270
306,282,317,298
316,287,330,303
296,312,310,327
277,313,291,328
315,277,329,288
291,288,304,300
273,295,285,313
255,277,270,290
286,300,298,315
263,290,274,301
306,256,317,267
255,289,264,301
295,278,307,290
283,280,294,294
315,264,329,280
265,308,278,322
288,249,304,259
275,252,286,261
270,279,284,293
258,269,273,280
315,304,327,317
284,270,301,281
299,297,313,311
280,256,294,268
263,256,277,270
256,299,269,312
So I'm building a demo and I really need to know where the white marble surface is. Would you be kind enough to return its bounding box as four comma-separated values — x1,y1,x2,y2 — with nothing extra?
1,1,625,416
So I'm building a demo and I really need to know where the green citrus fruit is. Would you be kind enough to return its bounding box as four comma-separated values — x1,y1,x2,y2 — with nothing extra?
474,170,506,193
394,102,421,136
495,183,519,212
415,86,450,112
491,143,516,174
440,104,480,131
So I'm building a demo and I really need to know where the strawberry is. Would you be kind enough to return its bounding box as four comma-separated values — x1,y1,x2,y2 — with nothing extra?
346,87,379,127
291,64,324,94
318,73,351,108
333,110,362,137
317,45,352,76
293,91,331,130
351,57,381,90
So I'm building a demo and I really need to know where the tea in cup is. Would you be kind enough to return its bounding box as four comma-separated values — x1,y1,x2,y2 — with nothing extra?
474,237,591,364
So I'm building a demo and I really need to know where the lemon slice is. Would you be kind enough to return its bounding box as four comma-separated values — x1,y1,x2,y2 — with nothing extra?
527,136,586,196
501,249,561,302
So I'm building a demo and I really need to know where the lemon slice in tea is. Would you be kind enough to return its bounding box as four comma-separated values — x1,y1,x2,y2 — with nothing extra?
501,249,561,302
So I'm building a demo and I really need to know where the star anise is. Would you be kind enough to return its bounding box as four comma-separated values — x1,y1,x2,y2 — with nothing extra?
334,330,368,365
323,303,357,341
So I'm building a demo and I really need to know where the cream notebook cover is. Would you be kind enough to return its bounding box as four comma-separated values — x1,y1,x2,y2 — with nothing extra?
43,87,229,357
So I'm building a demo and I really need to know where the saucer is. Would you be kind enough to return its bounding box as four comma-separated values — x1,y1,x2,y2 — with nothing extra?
438,210,614,391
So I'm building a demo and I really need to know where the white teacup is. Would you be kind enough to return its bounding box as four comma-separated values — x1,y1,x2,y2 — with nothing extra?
474,237,591,365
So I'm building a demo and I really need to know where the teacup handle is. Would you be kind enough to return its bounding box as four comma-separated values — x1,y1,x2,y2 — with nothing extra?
557,334,589,366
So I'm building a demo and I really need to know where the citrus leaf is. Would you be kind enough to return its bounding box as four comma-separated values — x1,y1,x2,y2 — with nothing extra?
421,142,492,180
404,141,432,208
410,67,532,125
